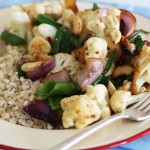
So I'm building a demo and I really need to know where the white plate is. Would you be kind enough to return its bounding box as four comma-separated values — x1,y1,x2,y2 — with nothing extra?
0,1,150,150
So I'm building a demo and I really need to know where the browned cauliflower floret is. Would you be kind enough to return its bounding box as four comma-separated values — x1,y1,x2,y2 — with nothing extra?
84,37,108,61
87,19,106,39
110,90,147,113
61,95,101,129
43,2,63,19
51,53,81,77
77,11,100,42
61,84,111,129
28,35,51,54
131,45,150,94
86,84,111,119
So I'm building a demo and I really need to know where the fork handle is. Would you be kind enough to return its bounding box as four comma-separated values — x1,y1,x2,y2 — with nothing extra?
51,114,129,150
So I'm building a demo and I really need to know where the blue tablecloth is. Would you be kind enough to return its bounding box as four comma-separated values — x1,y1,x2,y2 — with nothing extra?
0,0,150,150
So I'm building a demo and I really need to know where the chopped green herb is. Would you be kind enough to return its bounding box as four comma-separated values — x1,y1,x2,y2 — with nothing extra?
129,31,141,42
48,96,63,110
93,50,117,86
92,3,100,10
134,35,144,51
1,31,26,46
35,80,56,99
36,14,62,29
17,62,26,78
102,50,117,75
51,28,80,54
93,75,110,87
35,80,79,99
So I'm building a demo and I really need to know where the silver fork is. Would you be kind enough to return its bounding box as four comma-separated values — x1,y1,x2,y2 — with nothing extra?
51,93,150,150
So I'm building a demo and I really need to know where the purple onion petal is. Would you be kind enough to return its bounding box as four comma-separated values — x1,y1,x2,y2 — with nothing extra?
26,56,56,81
120,9,136,38
23,100,61,127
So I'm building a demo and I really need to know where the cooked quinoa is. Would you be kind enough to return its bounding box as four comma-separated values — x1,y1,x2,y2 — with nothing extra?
0,45,52,129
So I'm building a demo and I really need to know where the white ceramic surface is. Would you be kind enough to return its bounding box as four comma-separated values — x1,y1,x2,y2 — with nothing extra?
0,2,150,150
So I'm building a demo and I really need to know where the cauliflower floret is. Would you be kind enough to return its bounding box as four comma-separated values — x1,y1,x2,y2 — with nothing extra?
110,90,148,113
6,6,33,44
33,23,57,40
43,2,63,19
61,84,111,128
27,3,45,20
51,53,81,77
77,11,100,42
86,84,111,119
87,19,106,39
103,8,121,30
103,8,121,44
61,95,101,129
11,11,31,24
131,45,150,94
28,35,51,54
84,37,108,61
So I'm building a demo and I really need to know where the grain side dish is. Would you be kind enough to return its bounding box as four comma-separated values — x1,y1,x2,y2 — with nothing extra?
0,0,150,129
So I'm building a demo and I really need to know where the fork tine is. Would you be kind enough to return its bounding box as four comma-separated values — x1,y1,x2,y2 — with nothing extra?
131,93,150,109
135,96,150,111
143,103,150,113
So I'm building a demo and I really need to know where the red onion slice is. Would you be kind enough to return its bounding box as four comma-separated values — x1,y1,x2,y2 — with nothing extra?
23,100,61,127
74,58,104,91
26,56,56,81
120,9,136,38
48,69,71,82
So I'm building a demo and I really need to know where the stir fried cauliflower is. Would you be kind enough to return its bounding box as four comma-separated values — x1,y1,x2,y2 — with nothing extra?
61,95,101,129
77,11,100,42
43,2,63,19
110,90,148,113
25,2,63,20
6,6,33,43
51,53,81,77
86,85,111,119
61,84,111,128
103,8,121,30
87,20,105,39
84,37,108,61
28,35,51,54
131,45,150,94
103,8,121,44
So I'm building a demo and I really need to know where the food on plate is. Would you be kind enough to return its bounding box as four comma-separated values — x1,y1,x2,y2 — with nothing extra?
0,0,150,129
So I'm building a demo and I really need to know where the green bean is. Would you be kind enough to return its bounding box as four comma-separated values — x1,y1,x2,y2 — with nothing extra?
1,31,26,46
